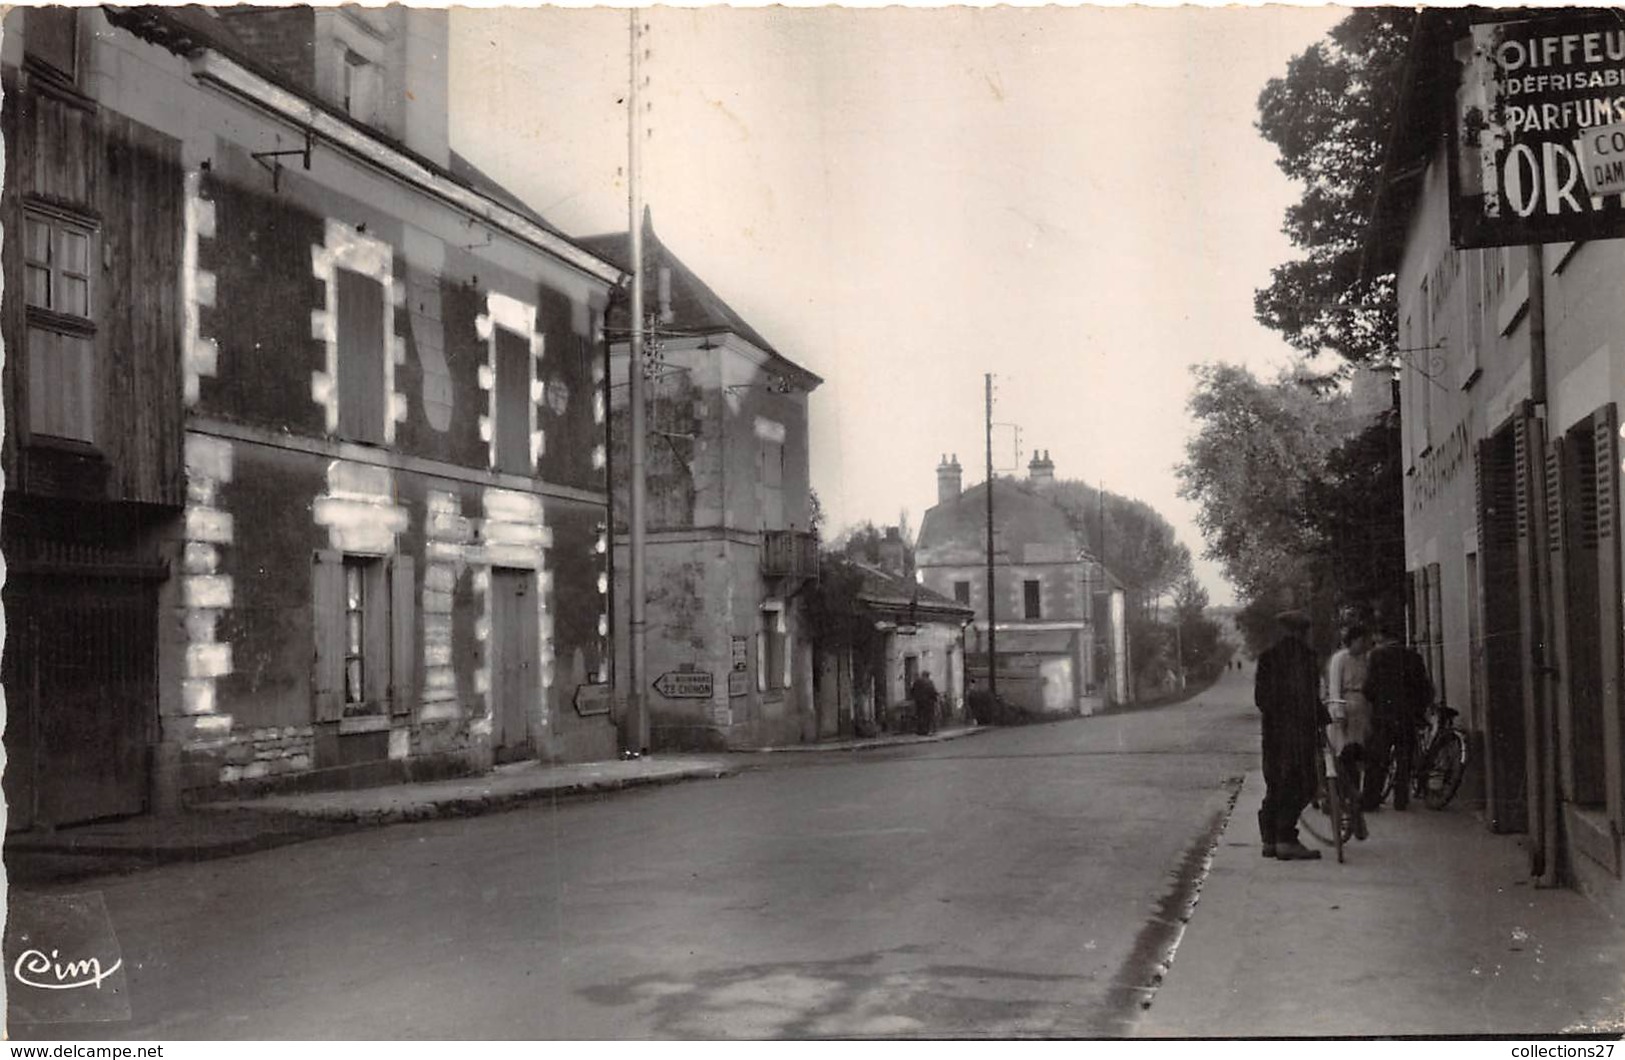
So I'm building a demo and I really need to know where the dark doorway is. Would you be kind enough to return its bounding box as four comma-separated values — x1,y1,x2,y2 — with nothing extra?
3,573,156,830
490,568,538,763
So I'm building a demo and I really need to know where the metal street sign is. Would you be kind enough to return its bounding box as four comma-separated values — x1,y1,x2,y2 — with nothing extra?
1452,13,1625,247
653,670,713,699
573,683,613,717
1578,121,1625,195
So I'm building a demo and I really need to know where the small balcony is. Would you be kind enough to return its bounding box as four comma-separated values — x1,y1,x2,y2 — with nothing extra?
761,529,820,581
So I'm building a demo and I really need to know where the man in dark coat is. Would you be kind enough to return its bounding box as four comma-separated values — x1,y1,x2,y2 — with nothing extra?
910,671,940,736
1362,626,1434,811
1254,610,1323,860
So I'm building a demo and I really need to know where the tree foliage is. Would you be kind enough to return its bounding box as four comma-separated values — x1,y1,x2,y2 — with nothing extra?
802,552,884,654
1041,480,1193,615
1178,363,1356,654
1254,9,1413,365
1305,408,1407,629
1178,363,1353,601
1179,362,1405,657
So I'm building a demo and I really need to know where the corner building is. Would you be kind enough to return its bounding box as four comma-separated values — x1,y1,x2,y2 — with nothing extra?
2,6,622,826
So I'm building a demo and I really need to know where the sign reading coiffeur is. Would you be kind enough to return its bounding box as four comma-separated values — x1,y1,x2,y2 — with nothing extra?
1453,13,1625,247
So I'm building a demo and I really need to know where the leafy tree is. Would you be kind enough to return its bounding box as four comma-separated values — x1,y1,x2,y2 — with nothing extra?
1172,574,1227,681
1304,407,1406,629
1041,480,1193,618
830,520,914,571
1178,362,1359,655
1254,9,1413,366
802,552,882,653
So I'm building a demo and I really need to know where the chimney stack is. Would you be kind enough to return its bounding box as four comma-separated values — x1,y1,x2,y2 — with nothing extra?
1028,449,1055,487
936,453,963,503
878,526,907,576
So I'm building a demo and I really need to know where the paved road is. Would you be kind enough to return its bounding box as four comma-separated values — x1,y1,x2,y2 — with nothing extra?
14,669,1261,1039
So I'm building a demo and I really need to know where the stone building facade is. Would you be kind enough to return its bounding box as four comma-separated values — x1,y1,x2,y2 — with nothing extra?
585,219,824,750
2,6,620,826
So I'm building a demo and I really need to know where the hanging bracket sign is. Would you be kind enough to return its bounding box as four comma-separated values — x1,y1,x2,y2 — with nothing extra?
1453,13,1625,247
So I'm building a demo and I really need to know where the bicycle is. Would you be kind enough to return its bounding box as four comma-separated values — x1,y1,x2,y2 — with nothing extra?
1382,703,1468,811
1299,717,1357,862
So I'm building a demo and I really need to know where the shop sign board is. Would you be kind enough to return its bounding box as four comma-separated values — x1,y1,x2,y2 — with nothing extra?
1453,13,1625,247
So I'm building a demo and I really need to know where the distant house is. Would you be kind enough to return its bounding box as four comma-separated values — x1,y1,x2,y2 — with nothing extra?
582,215,824,750
813,539,974,738
916,452,1130,714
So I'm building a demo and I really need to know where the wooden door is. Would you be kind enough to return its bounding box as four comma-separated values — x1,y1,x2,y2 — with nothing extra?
490,568,538,762
3,573,154,829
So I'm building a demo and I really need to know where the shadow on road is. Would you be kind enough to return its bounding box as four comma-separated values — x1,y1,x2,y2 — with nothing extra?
578,945,1099,1038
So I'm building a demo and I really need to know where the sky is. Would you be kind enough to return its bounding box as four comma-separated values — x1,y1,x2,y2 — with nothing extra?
449,5,1346,606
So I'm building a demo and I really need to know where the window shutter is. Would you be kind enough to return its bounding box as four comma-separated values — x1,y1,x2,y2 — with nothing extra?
756,626,767,693
1513,408,1548,848
495,328,532,474
336,267,386,444
312,550,344,722
1545,436,1572,802
783,630,794,692
1593,405,1624,832
390,553,416,716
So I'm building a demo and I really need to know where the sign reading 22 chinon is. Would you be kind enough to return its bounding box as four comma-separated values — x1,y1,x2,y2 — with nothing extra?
1453,12,1625,248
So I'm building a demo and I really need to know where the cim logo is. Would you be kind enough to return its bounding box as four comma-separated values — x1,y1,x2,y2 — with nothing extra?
5,892,133,1022
13,948,123,991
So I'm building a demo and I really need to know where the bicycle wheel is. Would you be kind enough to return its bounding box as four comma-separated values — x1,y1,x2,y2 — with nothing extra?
1422,731,1467,810
1299,746,1353,858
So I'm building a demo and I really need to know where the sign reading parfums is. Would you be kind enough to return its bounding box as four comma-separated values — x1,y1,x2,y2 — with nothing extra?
1453,13,1625,247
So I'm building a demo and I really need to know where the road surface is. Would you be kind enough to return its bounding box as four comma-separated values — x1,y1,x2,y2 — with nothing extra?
13,669,1260,1039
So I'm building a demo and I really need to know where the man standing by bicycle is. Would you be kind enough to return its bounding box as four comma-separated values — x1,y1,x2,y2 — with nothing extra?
1254,610,1322,861
1363,625,1433,811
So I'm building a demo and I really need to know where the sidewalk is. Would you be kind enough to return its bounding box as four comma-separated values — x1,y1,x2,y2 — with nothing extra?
733,723,989,754
7,726,979,887
1137,770,1625,1037
7,754,733,887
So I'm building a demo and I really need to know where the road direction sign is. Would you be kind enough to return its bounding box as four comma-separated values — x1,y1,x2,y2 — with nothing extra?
653,670,713,699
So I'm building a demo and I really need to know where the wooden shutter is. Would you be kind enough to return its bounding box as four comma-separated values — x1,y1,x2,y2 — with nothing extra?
1513,409,1547,848
495,327,531,474
336,267,386,444
312,550,344,722
1546,436,1573,801
1594,404,1625,834
100,111,185,505
390,552,416,716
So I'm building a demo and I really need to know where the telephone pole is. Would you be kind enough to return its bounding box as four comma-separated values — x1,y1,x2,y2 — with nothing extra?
985,374,998,704
625,10,650,752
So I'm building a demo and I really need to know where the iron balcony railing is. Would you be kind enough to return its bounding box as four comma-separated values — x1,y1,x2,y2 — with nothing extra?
761,529,820,581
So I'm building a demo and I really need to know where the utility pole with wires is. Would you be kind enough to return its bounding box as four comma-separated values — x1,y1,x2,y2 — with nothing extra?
624,9,650,753
984,373,998,706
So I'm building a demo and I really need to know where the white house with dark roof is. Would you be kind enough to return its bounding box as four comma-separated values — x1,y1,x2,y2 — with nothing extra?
916,451,1130,713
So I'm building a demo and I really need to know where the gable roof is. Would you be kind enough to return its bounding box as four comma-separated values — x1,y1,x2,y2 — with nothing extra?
850,561,972,620
578,214,822,387
917,477,1125,588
